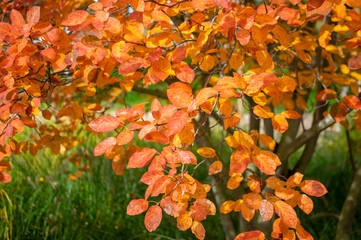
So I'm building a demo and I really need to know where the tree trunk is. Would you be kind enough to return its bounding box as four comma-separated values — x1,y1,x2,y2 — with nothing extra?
336,163,361,240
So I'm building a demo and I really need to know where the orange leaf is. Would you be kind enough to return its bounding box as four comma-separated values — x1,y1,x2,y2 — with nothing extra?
27,6,40,27
224,112,241,129
259,134,275,150
259,200,274,221
330,102,347,123
253,105,274,118
144,131,169,145
116,129,134,145
191,221,205,240
94,137,117,156
10,10,25,30
230,150,251,174
300,180,327,197
220,201,235,214
200,55,215,72
151,175,171,197
175,64,195,83
127,148,157,168
167,110,189,136
236,29,251,46
235,230,265,240
266,177,285,190
274,201,297,228
286,172,304,188
281,110,301,119
167,86,194,109
197,147,216,158
298,194,313,215
144,205,162,232
241,201,255,222
243,193,262,210
272,114,289,133
61,10,89,26
160,196,181,217
88,116,123,132
253,150,279,175
127,199,149,216
344,95,361,110
177,212,193,231
195,88,218,107
208,161,222,175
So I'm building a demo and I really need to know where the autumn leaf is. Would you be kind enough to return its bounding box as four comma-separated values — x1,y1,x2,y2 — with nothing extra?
344,95,361,110
94,137,117,156
144,205,162,232
274,201,297,228
300,180,328,197
298,194,314,215
191,221,205,240
127,199,149,216
330,102,347,123
208,161,222,175
259,200,274,221
61,10,90,26
88,116,123,132
127,148,157,168
197,147,216,158
220,201,235,214
235,230,265,240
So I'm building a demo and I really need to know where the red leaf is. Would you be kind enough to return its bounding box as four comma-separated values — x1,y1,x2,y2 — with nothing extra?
330,102,347,123
61,10,89,26
94,137,116,156
307,0,324,11
315,89,337,101
274,201,297,228
344,95,361,110
300,180,328,197
88,116,123,132
127,148,157,168
235,230,265,240
144,205,162,232
0,172,11,183
0,160,11,172
127,199,149,216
